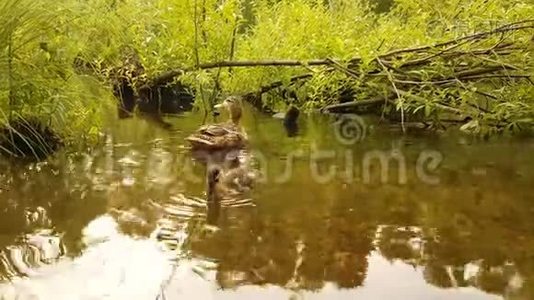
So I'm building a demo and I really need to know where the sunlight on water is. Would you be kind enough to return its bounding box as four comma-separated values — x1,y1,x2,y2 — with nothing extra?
0,215,171,300
206,253,501,300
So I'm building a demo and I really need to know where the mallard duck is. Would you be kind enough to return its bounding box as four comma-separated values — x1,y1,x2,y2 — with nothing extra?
186,96,247,151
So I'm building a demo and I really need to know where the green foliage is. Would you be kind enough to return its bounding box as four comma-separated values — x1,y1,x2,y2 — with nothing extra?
0,0,115,153
0,0,533,153
222,0,533,134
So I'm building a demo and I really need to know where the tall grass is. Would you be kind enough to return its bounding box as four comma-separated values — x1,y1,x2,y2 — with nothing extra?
0,0,118,157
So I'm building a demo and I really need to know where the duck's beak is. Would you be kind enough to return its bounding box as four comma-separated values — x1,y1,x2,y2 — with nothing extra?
213,103,224,116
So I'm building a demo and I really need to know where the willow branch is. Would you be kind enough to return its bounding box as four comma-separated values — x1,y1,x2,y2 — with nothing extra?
380,21,534,58
321,97,388,113
378,58,406,132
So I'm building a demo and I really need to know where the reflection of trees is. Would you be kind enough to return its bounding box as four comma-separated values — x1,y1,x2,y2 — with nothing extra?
188,150,534,297
376,226,420,262
187,162,534,299
0,119,205,281
191,211,374,290
0,158,107,281
0,182,65,281
374,219,533,297
373,221,533,298
189,182,375,290
423,263,454,288
371,173,534,299
322,212,373,289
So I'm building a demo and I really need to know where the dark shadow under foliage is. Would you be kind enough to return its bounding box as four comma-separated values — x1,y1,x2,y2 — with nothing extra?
0,118,63,160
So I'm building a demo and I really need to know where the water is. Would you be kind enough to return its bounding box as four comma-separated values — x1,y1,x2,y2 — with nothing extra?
0,106,533,300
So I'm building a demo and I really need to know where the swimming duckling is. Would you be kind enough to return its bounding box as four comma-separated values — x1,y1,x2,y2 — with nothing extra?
283,105,300,137
205,159,256,224
206,161,255,204
273,105,300,137
206,166,224,205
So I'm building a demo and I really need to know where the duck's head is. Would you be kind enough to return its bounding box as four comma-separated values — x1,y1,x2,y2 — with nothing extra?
207,166,222,202
214,96,242,124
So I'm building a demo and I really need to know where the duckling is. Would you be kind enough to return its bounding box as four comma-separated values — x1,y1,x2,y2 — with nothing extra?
205,160,255,225
186,96,247,151
206,166,225,205
283,105,300,137
273,105,300,137
221,154,256,193
206,160,255,203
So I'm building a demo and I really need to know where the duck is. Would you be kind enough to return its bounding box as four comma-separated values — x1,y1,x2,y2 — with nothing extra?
186,96,247,151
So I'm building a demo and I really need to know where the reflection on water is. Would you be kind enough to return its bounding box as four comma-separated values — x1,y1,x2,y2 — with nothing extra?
0,215,171,300
0,108,533,299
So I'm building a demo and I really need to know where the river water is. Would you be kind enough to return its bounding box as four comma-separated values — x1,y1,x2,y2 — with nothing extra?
0,106,533,300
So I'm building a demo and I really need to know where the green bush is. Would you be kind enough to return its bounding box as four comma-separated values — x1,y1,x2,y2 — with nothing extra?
1,0,532,156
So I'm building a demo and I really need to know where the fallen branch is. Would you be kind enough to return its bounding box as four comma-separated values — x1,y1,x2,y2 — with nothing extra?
135,20,533,132
378,57,406,132
459,74,532,81
241,73,315,112
377,21,534,59
393,73,531,86
146,59,336,88
256,73,314,94
398,43,515,68
321,97,388,113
